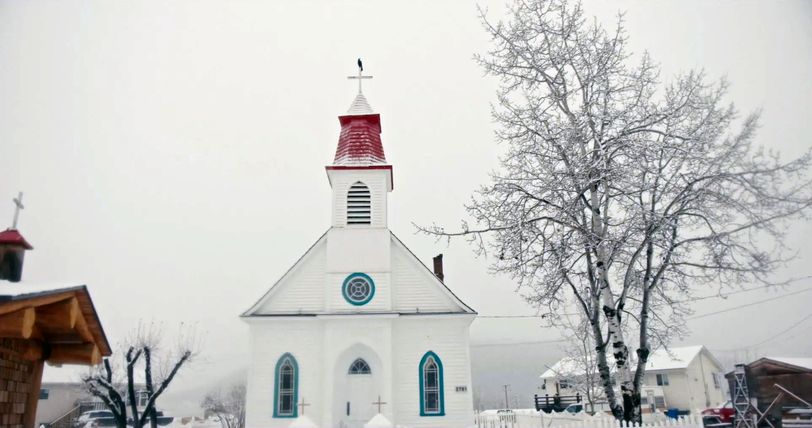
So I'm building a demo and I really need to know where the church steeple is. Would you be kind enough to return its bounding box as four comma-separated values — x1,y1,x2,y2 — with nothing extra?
326,61,393,228
332,62,387,166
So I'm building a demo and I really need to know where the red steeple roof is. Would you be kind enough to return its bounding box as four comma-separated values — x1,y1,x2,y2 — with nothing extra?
333,93,387,166
0,229,33,250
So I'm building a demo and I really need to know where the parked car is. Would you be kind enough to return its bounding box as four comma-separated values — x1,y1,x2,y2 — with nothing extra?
703,401,735,423
564,404,584,414
83,417,117,428
702,415,733,428
496,409,517,423
75,410,113,428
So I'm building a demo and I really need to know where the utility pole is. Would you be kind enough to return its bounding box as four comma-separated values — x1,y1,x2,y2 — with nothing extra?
503,384,510,410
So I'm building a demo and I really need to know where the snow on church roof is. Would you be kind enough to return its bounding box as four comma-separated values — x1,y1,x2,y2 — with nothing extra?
333,92,387,166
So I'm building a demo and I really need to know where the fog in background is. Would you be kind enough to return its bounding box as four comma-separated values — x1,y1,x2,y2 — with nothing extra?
2,0,811,413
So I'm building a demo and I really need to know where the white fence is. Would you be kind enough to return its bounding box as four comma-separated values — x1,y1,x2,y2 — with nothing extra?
474,412,704,428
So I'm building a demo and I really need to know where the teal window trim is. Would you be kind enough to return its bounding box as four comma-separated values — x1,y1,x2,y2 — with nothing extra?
419,351,445,417
342,272,375,306
273,353,299,418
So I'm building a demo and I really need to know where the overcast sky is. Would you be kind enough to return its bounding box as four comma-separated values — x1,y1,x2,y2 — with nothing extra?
2,0,811,412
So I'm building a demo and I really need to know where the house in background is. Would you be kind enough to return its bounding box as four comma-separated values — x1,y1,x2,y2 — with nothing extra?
539,357,666,413
644,345,726,412
540,345,724,414
539,357,590,397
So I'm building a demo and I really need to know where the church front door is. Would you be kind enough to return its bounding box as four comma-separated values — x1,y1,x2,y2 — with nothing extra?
339,357,376,428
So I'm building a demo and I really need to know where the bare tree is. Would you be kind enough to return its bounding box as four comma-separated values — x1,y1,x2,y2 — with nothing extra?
201,383,246,428
82,322,198,428
559,318,603,413
419,0,812,422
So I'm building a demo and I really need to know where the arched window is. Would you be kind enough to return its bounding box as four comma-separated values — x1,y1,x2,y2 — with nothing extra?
273,353,298,418
419,351,445,416
347,182,371,225
348,358,371,375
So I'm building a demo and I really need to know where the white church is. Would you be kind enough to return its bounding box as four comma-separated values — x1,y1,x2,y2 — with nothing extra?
241,70,477,428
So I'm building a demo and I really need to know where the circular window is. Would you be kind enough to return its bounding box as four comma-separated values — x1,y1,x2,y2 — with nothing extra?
342,273,375,306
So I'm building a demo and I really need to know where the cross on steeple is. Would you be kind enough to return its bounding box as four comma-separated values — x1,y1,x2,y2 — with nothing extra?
297,397,310,415
11,192,24,230
372,395,387,413
347,58,373,94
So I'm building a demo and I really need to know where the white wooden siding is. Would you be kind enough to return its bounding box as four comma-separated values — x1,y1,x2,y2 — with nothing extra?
392,316,475,428
328,169,390,228
246,320,325,428
391,237,468,313
253,240,327,314
245,315,474,428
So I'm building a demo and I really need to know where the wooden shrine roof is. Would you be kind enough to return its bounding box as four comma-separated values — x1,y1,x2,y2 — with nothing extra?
0,282,112,365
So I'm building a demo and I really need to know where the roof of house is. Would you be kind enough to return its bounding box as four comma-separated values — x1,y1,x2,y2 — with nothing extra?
0,228,33,249
541,345,723,378
646,345,722,371
761,357,812,371
540,356,583,379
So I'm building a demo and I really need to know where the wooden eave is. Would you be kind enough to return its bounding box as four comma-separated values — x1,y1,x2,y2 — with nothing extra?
0,285,112,365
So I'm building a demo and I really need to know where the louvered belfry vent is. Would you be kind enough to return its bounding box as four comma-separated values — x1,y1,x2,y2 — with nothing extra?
347,182,372,225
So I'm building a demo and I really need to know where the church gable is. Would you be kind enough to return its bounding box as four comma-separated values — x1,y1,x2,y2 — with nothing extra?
390,233,475,315
243,231,328,316
242,230,475,316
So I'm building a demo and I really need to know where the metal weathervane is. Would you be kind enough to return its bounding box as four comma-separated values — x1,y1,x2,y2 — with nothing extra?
348,58,373,94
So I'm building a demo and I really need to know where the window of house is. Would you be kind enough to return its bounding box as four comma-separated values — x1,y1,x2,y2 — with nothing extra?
349,358,371,375
712,373,721,389
420,351,445,416
274,353,298,418
137,391,149,407
656,374,669,386
654,396,666,408
558,378,572,389
39,389,49,400
347,182,371,225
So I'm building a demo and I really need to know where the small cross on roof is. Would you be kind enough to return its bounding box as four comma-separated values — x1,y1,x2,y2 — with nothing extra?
11,192,24,230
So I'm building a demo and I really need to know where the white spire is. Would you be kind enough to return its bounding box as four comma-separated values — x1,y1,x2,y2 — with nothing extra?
346,92,374,115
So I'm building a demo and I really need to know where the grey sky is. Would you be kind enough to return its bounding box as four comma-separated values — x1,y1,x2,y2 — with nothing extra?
2,0,811,412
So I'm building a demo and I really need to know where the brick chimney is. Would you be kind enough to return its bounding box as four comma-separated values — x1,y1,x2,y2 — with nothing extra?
0,229,33,282
432,254,444,282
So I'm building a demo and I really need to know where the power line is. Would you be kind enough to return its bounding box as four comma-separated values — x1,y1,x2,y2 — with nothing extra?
477,314,559,319
748,312,812,348
470,338,567,347
475,286,812,321
686,287,812,321
672,281,805,304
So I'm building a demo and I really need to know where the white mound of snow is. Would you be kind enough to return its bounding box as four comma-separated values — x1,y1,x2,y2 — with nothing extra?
364,413,394,428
